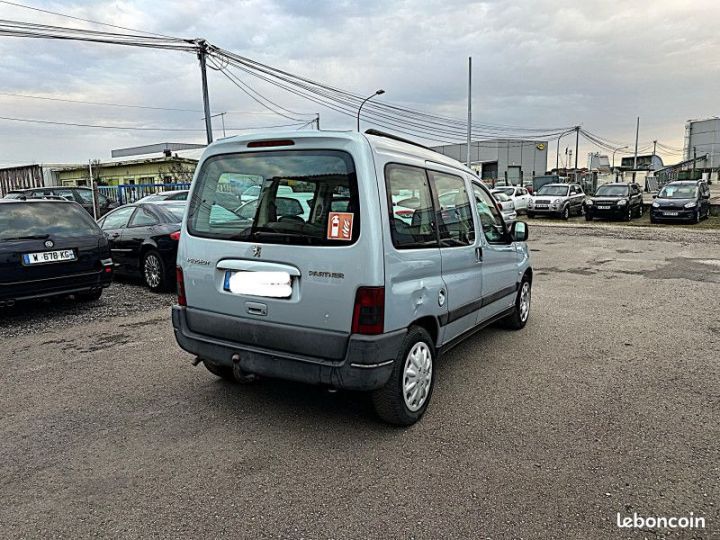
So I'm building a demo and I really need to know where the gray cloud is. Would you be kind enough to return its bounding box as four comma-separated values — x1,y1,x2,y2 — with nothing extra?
0,0,717,166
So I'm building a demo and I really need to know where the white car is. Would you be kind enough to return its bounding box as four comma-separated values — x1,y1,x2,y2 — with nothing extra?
240,184,295,203
491,191,517,223
492,186,532,214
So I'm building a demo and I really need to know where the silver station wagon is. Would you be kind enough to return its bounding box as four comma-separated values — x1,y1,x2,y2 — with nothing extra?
173,129,533,425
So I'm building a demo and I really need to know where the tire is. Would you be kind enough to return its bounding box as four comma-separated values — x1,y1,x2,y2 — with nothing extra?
561,206,569,220
579,205,586,216
203,359,235,381
371,326,435,426
77,289,103,302
624,206,632,221
142,249,167,292
694,209,701,224
637,205,643,218
502,276,532,330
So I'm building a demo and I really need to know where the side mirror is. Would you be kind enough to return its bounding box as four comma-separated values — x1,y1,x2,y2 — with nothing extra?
511,221,528,242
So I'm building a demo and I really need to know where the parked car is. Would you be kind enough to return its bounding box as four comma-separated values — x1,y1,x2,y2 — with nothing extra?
0,199,113,306
173,130,532,426
650,180,711,224
527,183,585,220
584,182,643,221
97,201,185,291
491,191,518,223
5,186,118,216
138,189,189,202
492,186,532,214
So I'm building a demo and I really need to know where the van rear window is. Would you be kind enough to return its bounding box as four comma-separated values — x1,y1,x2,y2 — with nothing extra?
187,150,360,245
0,202,99,241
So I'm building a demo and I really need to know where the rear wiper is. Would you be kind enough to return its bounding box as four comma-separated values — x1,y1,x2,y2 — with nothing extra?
1,234,50,241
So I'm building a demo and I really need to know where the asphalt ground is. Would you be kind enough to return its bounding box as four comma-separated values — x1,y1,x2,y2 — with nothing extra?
2,225,719,539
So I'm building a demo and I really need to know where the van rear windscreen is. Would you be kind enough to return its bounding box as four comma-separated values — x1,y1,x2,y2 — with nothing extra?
187,150,360,246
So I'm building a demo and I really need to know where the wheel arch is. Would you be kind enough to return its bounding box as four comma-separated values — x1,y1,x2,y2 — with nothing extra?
409,316,440,348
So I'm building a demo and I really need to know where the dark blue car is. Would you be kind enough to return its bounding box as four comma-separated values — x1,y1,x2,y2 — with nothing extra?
0,200,113,307
650,181,711,224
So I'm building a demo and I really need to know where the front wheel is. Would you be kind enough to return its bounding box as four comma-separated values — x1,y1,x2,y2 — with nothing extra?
624,206,632,221
372,326,434,426
561,206,570,220
142,250,167,292
502,277,531,330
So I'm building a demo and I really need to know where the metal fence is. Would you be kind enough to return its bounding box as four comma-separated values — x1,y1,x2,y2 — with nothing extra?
98,182,191,205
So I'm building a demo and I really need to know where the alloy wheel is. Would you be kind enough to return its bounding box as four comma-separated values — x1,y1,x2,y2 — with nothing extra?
403,342,432,412
519,281,531,322
144,253,162,289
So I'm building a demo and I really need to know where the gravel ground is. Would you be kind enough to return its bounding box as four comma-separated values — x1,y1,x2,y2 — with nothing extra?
1,225,718,539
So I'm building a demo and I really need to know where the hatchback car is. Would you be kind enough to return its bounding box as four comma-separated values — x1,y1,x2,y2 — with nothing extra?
0,200,113,306
491,191,518,223
492,186,532,213
650,181,711,224
97,201,185,291
584,182,643,221
172,130,533,425
138,189,189,202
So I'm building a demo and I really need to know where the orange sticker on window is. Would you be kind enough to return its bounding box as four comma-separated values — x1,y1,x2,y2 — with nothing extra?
327,212,354,241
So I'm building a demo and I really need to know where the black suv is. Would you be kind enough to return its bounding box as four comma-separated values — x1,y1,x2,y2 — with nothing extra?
584,182,643,221
651,180,711,224
4,186,118,217
0,200,113,306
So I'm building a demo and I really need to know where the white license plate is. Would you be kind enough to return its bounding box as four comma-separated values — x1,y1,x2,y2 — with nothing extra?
224,270,292,298
598,205,611,210
664,211,679,216
22,249,76,265
535,204,548,209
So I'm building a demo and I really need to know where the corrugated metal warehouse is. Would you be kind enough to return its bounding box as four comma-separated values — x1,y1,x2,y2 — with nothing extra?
431,139,548,184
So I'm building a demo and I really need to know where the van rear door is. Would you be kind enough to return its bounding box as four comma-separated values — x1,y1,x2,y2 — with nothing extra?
180,144,382,359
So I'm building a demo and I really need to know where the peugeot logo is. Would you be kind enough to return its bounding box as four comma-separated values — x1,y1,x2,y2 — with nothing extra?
44,240,54,248
252,245,262,258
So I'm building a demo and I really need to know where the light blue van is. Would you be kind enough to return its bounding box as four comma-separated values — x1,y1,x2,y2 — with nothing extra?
172,130,532,425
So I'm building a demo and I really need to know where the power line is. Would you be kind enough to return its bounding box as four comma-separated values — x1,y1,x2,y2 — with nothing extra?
0,0,177,39
0,115,305,131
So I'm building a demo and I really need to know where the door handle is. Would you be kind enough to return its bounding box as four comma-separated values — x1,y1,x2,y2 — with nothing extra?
475,247,483,262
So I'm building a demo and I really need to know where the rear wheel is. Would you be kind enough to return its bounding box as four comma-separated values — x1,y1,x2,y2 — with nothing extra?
372,326,434,426
502,276,531,330
142,250,167,292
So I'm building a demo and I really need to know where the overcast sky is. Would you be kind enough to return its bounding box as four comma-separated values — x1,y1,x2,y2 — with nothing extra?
1,0,718,168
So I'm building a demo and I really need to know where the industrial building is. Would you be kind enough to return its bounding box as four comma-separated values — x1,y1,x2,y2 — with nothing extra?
684,117,720,181
431,139,548,184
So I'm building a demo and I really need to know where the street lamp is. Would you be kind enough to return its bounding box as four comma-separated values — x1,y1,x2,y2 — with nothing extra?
357,89,385,132
612,145,629,181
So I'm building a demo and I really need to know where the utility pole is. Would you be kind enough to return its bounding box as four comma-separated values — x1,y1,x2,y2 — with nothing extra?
315,113,320,130
693,146,697,176
556,135,561,172
652,139,657,157
88,159,98,220
197,40,213,145
574,126,580,181
632,116,639,181
466,56,472,168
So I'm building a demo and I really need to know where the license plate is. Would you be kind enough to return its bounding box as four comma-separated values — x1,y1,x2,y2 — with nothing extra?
223,270,292,298
598,205,611,210
22,249,76,265
535,204,548,209
664,211,679,216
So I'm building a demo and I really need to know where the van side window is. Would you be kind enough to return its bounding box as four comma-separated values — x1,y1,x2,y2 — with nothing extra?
385,164,438,249
428,171,475,247
472,184,506,243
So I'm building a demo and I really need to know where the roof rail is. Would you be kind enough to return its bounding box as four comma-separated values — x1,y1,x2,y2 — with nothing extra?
364,129,433,152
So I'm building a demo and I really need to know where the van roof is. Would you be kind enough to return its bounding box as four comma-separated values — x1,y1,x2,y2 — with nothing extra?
203,130,480,178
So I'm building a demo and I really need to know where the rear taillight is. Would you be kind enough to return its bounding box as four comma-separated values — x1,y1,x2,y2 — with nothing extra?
176,266,187,306
170,231,181,241
395,209,413,217
352,286,385,335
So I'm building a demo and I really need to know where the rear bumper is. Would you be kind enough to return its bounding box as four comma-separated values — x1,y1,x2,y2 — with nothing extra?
0,269,112,302
172,306,405,391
